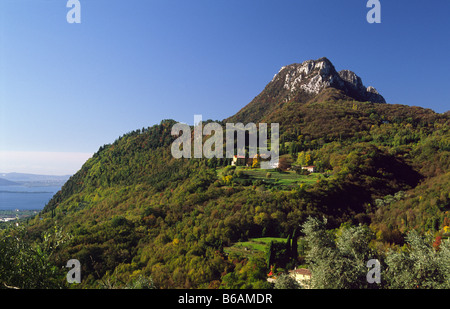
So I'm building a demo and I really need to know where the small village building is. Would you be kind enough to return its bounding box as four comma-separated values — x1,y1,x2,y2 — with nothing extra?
231,155,246,166
301,166,316,173
231,153,278,168
289,268,312,288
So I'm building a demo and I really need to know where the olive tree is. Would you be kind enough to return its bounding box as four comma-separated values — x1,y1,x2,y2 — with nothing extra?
301,216,379,289
384,230,450,289
0,226,67,289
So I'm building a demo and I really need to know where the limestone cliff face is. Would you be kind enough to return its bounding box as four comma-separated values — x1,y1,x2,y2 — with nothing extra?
226,57,386,124
272,58,386,103
274,58,343,97
338,69,385,104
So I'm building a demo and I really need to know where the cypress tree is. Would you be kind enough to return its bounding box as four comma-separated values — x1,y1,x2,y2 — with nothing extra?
267,241,274,268
291,227,299,260
286,233,292,256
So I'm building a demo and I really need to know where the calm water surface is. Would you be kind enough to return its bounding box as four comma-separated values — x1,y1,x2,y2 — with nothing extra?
0,185,61,210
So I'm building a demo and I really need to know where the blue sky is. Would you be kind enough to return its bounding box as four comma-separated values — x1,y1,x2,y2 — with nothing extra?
0,0,449,175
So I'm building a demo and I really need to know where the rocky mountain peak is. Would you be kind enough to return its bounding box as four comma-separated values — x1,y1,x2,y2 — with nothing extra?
338,69,385,104
273,57,341,96
271,57,385,103
226,57,386,124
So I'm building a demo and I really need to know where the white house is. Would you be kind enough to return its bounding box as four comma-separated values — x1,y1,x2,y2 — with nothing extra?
289,268,312,288
231,155,246,166
301,166,316,173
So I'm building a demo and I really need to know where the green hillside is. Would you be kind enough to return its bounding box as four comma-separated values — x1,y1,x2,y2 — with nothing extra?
1,61,449,289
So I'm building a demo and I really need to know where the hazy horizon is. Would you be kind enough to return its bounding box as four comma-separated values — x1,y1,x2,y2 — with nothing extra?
0,151,92,176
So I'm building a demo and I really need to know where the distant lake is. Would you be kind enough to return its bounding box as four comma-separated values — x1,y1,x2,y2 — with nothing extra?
0,185,61,210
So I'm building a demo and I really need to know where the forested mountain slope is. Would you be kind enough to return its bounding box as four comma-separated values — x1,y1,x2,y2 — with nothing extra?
3,58,449,289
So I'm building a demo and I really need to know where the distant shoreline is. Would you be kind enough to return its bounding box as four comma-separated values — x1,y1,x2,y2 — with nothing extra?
0,190,54,194
0,209,40,222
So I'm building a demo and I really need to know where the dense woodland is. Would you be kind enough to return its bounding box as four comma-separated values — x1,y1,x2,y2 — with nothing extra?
0,97,449,289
